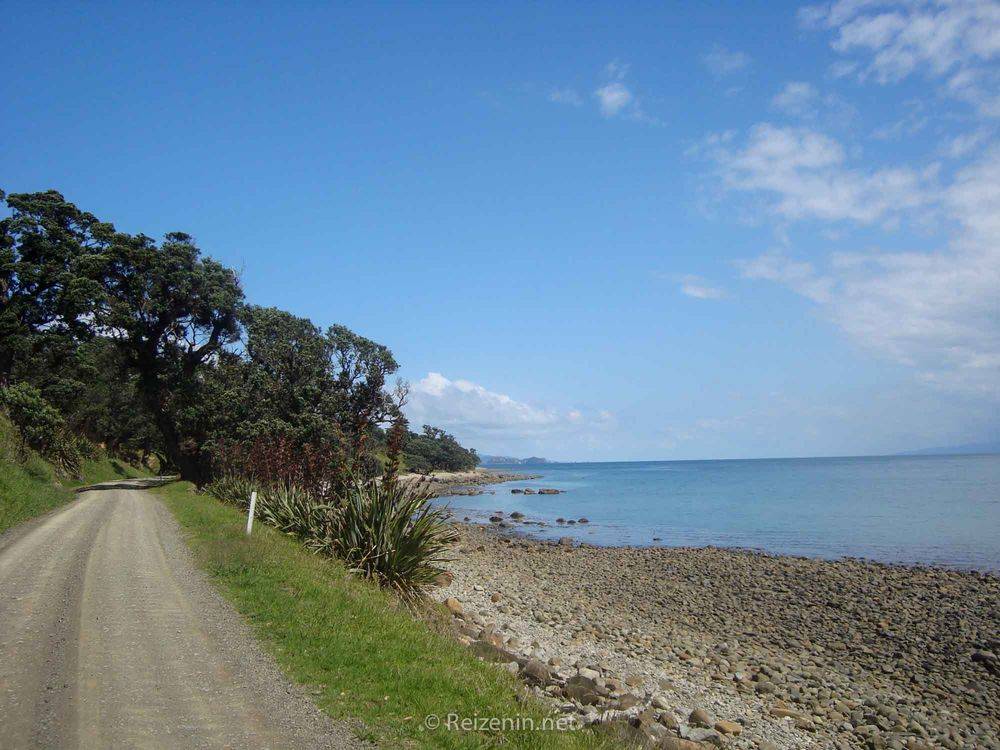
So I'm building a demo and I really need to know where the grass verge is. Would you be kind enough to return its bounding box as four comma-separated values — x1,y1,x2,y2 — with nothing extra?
156,481,624,750
0,414,152,534
63,455,150,488
0,441,70,534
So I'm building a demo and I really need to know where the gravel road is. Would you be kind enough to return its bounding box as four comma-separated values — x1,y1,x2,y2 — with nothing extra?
0,484,364,749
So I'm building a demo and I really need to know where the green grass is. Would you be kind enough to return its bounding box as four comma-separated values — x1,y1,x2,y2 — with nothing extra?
157,481,623,750
0,414,152,534
0,436,71,535
63,455,151,488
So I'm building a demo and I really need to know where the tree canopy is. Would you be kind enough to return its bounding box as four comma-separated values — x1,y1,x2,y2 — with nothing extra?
0,189,477,484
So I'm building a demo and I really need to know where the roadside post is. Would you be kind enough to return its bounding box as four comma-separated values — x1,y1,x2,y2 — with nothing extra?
245,490,257,536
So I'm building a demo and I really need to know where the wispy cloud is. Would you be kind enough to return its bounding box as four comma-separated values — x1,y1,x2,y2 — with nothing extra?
704,123,935,224
772,82,819,116
870,100,930,141
801,0,1000,116
548,88,583,107
689,3,1000,402
771,81,857,124
591,59,658,122
677,274,726,300
738,252,833,303
406,372,558,432
702,44,751,77
940,128,993,159
547,61,660,124
723,138,1000,397
604,60,630,80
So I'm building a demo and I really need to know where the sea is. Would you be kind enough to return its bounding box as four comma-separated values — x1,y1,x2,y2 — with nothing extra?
436,454,1000,571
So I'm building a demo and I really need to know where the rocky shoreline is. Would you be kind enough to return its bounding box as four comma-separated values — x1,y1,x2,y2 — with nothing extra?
399,468,539,498
436,523,999,750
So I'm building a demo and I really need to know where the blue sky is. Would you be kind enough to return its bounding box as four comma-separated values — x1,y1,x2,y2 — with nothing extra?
3,1,999,460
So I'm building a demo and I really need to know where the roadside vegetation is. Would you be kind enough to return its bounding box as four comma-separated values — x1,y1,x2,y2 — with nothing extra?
0,187,477,491
0,187,605,747
0,413,148,534
207,472,457,601
159,481,621,750
1,186,482,595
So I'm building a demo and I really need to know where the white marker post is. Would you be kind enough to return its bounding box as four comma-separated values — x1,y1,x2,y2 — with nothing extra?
245,490,257,536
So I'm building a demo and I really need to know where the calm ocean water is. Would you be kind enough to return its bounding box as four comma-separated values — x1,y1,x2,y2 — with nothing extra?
437,455,1000,571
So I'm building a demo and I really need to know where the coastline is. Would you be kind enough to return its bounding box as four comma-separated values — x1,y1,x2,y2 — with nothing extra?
436,522,1000,750
399,467,539,498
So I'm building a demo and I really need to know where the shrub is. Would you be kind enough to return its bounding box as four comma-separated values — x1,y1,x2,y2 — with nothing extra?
207,473,457,602
0,383,88,475
47,431,92,476
257,483,337,539
211,435,346,500
1,383,65,454
207,475,338,540
403,453,433,475
206,473,260,508
321,479,457,602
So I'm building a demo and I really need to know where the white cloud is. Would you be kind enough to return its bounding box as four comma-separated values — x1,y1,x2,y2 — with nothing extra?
870,100,930,141
700,16,1000,397
547,60,660,124
702,44,751,77
587,61,660,123
677,274,726,299
594,82,633,117
772,82,820,116
829,59,860,78
738,252,834,303
406,372,558,432
707,123,934,223
732,147,1000,397
802,0,1000,115
404,373,616,450
548,88,583,106
940,128,993,158
771,81,857,123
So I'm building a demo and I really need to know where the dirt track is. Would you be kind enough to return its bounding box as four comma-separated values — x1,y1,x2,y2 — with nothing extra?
0,484,362,749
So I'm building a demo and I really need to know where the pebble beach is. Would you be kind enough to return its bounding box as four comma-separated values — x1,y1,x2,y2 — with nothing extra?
437,521,1000,750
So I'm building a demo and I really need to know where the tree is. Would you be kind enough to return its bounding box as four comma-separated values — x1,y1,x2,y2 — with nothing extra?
326,324,407,472
101,231,243,483
0,189,111,383
205,307,408,485
71,338,164,463
403,425,479,473
237,305,336,445
0,188,474,489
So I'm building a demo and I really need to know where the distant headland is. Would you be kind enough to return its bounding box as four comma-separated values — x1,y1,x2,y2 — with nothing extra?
479,455,553,466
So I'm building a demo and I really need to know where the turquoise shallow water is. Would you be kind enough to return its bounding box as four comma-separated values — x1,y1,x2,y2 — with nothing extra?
436,455,1000,571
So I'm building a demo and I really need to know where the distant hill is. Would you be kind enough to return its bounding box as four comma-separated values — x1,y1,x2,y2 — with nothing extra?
479,455,553,466
899,441,1000,456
